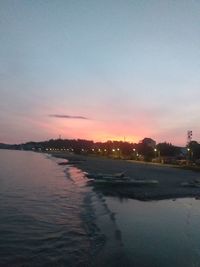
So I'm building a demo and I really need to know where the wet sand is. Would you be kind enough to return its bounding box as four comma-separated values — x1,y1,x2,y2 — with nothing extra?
52,152,200,200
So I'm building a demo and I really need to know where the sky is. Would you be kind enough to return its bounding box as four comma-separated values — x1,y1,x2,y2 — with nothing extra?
0,0,199,146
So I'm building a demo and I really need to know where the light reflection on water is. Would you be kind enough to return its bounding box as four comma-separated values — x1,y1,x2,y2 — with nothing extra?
105,196,200,267
0,150,100,267
3,149,200,267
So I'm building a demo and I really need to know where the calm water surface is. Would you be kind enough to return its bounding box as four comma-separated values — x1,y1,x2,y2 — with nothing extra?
105,196,200,267
1,150,200,267
0,150,103,267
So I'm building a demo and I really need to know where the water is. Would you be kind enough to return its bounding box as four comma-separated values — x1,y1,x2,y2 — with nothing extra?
1,150,200,267
0,150,104,267
105,197,200,267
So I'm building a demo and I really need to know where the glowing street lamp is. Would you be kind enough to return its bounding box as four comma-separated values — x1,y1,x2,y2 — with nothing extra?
187,147,192,164
132,148,137,159
154,148,157,158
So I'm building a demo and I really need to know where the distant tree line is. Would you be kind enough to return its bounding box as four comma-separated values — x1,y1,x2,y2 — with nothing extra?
2,138,180,160
3,138,200,163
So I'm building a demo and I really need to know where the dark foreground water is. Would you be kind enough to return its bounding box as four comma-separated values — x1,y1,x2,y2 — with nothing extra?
1,150,200,267
0,150,107,267
106,197,200,267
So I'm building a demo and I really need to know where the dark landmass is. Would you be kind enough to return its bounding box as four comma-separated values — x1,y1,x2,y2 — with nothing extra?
0,143,16,149
52,152,200,201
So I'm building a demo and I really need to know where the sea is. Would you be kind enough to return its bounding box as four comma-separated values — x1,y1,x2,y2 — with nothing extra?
1,149,200,267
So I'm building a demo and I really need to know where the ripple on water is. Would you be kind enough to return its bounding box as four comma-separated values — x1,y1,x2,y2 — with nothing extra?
0,151,102,267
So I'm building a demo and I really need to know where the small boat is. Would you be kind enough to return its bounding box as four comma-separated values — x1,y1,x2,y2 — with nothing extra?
113,172,126,178
91,179,159,186
181,181,200,188
85,171,126,179
129,179,159,185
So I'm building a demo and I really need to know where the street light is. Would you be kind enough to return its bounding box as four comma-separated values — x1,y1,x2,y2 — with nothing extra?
187,147,192,164
132,148,137,159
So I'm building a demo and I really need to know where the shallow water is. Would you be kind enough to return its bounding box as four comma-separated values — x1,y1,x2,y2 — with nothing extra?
0,150,105,267
106,196,200,267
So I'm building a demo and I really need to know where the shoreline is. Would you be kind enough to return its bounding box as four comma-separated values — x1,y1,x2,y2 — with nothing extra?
59,154,129,266
52,152,200,201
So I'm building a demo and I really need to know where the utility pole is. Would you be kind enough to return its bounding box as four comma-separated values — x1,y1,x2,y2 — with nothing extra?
187,130,192,165
187,130,192,146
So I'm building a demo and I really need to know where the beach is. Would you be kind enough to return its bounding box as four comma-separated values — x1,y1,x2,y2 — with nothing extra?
53,152,200,200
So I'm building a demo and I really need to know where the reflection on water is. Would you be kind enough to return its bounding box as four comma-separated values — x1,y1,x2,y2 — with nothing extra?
0,150,101,267
106,196,200,267
3,150,200,267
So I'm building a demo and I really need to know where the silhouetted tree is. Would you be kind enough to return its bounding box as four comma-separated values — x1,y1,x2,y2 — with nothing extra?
157,142,180,157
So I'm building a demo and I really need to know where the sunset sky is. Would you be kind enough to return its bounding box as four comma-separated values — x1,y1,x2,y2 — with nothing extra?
0,0,199,146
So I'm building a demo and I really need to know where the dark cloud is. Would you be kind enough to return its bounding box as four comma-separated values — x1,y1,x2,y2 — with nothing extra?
49,114,89,120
